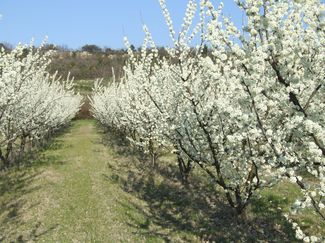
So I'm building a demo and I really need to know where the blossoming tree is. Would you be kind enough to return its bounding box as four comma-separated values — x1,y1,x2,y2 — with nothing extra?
204,0,324,240
92,0,324,240
0,42,82,169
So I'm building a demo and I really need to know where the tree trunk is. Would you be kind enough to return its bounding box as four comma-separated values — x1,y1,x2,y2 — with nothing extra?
177,155,192,185
18,137,27,164
3,142,13,168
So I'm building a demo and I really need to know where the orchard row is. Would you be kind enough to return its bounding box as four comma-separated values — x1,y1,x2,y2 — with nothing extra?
91,0,325,242
0,42,82,169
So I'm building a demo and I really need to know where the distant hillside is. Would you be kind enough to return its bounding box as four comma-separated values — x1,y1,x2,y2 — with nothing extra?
48,51,128,81
0,43,192,81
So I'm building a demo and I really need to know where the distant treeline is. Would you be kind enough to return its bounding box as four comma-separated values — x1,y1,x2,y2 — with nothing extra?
0,43,209,80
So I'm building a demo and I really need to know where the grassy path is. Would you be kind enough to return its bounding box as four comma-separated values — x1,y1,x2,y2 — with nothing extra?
1,120,323,242
0,120,173,242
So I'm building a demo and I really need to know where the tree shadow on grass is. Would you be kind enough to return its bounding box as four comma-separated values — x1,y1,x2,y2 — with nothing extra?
100,127,299,242
0,135,67,242
17,137,71,170
0,169,59,242
96,125,149,160
104,167,299,242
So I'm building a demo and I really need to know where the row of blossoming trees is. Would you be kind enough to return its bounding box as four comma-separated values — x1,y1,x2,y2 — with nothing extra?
0,42,82,170
92,0,324,241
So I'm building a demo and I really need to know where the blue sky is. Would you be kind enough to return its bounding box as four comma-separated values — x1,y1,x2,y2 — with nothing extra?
0,1,243,49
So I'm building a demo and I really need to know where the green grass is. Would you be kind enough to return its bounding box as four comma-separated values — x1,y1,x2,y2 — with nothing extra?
74,79,112,95
74,79,95,94
0,120,186,242
0,119,323,242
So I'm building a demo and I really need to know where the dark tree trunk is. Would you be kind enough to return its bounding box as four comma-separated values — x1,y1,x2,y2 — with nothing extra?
177,155,193,185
